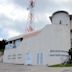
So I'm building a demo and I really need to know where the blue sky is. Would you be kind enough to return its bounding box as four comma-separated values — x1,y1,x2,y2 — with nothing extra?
0,0,72,40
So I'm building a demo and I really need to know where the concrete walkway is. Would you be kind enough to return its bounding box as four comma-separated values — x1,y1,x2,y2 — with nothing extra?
0,63,72,72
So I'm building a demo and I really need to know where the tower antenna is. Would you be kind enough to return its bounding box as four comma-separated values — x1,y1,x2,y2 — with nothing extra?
26,0,35,32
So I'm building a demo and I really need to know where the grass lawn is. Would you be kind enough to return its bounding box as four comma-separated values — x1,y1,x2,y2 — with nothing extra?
49,64,72,67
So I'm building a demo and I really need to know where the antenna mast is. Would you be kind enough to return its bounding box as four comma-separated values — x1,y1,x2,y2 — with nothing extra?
26,0,35,32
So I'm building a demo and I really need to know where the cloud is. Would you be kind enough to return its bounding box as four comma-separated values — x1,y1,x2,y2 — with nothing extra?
0,15,27,33
6,28,21,38
0,27,21,40
0,3,29,22
0,0,30,39
54,0,70,3
0,27,9,40
11,0,27,7
34,12,51,24
0,0,72,40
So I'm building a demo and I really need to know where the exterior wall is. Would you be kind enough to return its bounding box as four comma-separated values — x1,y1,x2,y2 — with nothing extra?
3,24,70,65
70,31,72,48
70,20,72,30
22,24,70,65
70,20,72,48
3,49,25,64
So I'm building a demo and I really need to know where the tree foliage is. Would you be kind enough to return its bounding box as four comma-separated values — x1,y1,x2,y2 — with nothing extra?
0,40,6,52
68,48,72,64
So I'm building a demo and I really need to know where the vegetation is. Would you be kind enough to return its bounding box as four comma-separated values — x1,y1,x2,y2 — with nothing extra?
68,48,72,64
49,64,72,67
0,40,6,52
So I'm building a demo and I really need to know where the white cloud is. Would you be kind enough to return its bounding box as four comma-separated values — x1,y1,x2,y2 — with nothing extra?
0,28,9,40
0,0,72,40
0,26,21,40
34,12,50,24
0,0,30,40
45,13,51,24
0,0,8,4
54,0,70,3
6,28,21,38
0,38,3,40
0,2,29,21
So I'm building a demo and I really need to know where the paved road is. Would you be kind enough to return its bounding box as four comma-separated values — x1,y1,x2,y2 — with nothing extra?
0,63,72,72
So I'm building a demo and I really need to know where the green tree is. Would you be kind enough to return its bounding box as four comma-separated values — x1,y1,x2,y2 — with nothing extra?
68,48,72,64
0,40,6,52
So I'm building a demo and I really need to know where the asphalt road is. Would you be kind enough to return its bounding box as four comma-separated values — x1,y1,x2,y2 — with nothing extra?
0,63,72,72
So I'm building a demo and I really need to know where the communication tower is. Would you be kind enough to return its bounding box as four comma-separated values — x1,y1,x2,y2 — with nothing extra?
26,0,35,32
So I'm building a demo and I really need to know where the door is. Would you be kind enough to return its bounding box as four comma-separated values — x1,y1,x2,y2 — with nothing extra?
37,53,43,65
25,53,32,65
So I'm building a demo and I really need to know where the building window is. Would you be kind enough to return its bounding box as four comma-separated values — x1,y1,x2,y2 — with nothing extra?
17,53,22,59
5,44,14,49
15,40,21,47
5,38,23,49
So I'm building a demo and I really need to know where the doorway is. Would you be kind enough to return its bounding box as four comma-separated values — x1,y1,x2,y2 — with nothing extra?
37,53,43,65
25,53,32,65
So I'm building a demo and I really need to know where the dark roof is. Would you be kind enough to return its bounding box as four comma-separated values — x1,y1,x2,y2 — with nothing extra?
52,11,69,16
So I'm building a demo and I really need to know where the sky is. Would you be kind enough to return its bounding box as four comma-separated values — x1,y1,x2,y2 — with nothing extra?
0,0,72,40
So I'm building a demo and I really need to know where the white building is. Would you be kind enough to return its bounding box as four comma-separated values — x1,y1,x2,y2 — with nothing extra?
3,11,71,65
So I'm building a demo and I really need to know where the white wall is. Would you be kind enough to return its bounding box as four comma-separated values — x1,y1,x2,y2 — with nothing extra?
21,24,70,65
3,24,70,65
70,20,72,30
